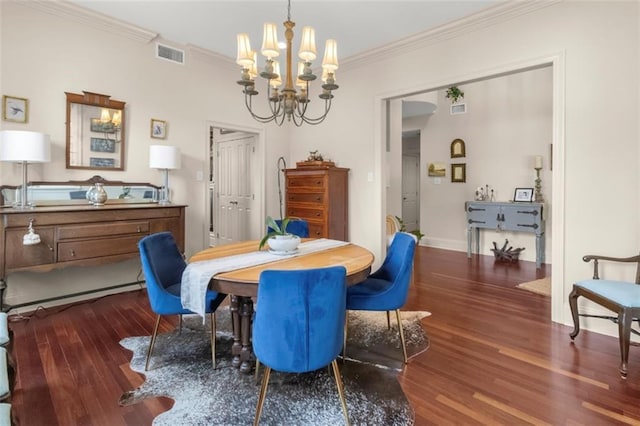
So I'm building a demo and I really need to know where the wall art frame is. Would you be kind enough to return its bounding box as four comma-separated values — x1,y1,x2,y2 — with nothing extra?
451,163,466,183
2,95,28,123
150,118,167,139
450,138,466,158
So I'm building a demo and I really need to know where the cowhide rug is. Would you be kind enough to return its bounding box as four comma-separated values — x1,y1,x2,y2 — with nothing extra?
120,309,430,425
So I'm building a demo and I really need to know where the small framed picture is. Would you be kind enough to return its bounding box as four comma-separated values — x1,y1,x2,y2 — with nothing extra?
450,138,466,158
451,163,466,183
150,119,167,139
2,95,28,123
514,187,534,202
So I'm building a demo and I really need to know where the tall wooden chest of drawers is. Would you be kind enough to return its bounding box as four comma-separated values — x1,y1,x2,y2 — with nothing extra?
285,165,349,240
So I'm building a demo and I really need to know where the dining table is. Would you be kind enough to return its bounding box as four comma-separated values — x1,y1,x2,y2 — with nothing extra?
188,239,375,374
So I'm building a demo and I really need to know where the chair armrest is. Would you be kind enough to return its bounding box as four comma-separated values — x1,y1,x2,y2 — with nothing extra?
582,254,640,281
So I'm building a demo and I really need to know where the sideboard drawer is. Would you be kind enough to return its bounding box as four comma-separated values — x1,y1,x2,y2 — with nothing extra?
5,228,55,269
287,206,325,221
57,235,143,262
57,221,149,240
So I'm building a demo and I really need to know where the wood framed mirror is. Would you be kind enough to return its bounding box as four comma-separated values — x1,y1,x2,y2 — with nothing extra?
65,91,125,170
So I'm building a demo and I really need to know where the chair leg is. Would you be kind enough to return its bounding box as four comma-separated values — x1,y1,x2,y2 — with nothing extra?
386,311,391,330
178,314,183,335
395,309,408,364
343,313,349,362
145,315,162,371
253,366,271,426
618,309,632,379
331,359,351,426
210,312,216,369
568,286,581,339
255,359,260,384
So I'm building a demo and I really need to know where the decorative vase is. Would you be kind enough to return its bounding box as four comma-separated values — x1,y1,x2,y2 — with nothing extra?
267,235,301,254
88,183,108,206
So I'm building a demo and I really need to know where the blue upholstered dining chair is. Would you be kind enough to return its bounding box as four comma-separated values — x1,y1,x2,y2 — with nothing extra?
138,232,227,371
569,252,640,379
268,218,310,238
252,267,350,426
344,232,416,364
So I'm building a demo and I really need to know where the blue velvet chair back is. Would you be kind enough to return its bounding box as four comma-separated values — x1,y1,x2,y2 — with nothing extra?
378,232,416,308
253,266,347,373
268,219,310,238
138,232,189,315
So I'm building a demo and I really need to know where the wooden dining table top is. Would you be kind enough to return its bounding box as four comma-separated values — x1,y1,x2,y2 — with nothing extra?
189,239,375,297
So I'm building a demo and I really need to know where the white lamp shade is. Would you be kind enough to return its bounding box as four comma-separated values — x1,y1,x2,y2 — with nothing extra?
261,23,280,58
322,39,339,71
0,130,51,163
236,33,254,67
149,145,181,169
298,26,317,62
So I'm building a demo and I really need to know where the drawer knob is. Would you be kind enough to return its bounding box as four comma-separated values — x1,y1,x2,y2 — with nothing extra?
316,181,321,185
316,212,321,217
47,244,53,252
315,196,321,201
70,250,76,257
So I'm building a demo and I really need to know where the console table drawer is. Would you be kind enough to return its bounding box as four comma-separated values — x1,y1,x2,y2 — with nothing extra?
57,221,148,240
57,235,143,262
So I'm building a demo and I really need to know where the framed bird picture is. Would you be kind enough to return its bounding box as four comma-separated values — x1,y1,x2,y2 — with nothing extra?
3,95,28,123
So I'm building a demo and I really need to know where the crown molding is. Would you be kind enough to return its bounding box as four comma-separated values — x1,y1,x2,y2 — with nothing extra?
19,0,157,44
341,0,562,70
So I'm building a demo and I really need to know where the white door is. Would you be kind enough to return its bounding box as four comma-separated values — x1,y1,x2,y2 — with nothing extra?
215,134,256,245
401,154,419,232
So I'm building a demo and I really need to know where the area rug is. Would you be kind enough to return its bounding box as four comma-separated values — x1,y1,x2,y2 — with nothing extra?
119,309,430,425
517,276,551,296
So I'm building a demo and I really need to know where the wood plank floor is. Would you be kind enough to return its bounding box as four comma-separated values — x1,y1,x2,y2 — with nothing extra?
7,247,640,425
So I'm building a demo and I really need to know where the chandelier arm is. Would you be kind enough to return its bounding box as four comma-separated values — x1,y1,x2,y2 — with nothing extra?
298,98,333,125
244,93,278,123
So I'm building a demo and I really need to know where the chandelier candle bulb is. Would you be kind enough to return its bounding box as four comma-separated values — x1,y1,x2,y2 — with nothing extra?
535,155,543,169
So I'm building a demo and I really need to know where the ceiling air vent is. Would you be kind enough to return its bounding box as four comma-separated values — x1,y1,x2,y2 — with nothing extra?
156,43,185,65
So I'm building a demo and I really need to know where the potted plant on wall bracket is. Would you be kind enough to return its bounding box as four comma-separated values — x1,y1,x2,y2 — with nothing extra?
445,86,464,103
259,216,301,254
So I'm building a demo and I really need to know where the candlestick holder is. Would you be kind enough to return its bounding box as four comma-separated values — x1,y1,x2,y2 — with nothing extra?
534,167,544,203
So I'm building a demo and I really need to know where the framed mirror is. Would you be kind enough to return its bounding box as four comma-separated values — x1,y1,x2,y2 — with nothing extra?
66,91,125,170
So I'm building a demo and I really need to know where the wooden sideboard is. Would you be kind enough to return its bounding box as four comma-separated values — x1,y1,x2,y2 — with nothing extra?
285,165,349,240
0,203,185,310
465,201,545,268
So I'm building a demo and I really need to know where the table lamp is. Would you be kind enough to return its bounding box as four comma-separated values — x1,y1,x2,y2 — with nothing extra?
0,130,51,209
149,145,180,205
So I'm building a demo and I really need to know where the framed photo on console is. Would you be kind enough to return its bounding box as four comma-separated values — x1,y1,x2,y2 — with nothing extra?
514,187,534,202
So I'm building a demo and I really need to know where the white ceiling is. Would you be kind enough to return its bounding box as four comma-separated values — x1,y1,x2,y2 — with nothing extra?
69,1,500,61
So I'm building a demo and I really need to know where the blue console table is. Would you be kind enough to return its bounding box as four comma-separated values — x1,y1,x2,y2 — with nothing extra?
465,201,545,268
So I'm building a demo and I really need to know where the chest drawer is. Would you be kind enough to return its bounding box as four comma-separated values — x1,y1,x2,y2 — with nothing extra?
57,235,144,262
287,175,326,189
308,223,325,238
286,206,325,221
57,221,149,240
287,192,324,204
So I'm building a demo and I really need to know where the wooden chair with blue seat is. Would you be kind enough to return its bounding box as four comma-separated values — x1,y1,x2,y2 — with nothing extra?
138,232,227,371
569,252,640,379
344,232,417,364
252,266,350,426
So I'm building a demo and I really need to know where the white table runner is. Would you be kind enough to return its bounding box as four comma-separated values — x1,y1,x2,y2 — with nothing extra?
181,238,349,318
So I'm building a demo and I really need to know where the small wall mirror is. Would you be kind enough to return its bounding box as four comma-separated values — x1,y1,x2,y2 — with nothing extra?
66,91,125,170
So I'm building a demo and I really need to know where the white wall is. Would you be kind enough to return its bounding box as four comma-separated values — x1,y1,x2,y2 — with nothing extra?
0,2,289,309
1,1,639,340
289,1,639,335
418,67,552,263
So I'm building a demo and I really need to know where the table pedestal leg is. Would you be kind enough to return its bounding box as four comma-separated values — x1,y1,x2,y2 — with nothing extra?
229,295,242,369
229,295,254,373
239,296,254,374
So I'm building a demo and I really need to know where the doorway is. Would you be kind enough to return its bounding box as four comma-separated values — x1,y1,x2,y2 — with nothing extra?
209,126,260,246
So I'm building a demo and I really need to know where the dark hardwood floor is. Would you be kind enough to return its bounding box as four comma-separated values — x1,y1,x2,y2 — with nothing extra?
7,247,640,425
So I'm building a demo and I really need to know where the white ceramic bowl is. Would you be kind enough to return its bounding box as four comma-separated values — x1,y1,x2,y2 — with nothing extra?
267,235,301,253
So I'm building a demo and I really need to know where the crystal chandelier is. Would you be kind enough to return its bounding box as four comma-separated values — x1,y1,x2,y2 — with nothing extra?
236,0,339,126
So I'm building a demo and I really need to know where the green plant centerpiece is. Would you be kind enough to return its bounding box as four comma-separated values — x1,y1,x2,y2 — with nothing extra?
259,216,301,253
